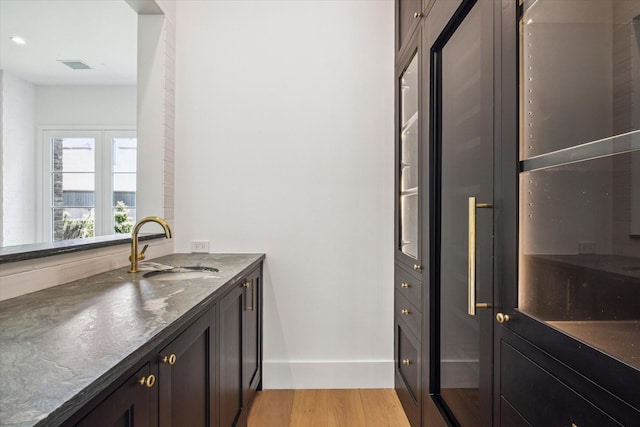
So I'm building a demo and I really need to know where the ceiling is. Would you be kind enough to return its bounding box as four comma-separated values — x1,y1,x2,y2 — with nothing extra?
0,0,137,86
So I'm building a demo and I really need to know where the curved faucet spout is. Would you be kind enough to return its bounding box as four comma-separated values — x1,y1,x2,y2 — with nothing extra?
129,216,172,273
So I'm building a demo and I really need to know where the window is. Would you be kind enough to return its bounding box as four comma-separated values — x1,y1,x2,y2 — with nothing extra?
43,130,137,241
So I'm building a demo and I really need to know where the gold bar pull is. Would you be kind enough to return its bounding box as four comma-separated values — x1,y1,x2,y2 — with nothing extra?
243,280,255,311
468,197,492,315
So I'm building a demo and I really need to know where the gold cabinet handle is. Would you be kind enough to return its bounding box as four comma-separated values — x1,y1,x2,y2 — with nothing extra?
413,264,422,271
243,280,255,311
401,309,410,315
468,197,492,315
413,12,423,18
402,359,412,365
496,313,510,324
139,374,156,388
401,282,410,289
162,353,177,365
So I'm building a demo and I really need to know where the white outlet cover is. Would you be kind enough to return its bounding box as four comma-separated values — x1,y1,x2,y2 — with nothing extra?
190,240,210,253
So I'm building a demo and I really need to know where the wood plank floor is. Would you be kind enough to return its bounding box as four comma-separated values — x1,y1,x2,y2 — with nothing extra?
248,389,411,427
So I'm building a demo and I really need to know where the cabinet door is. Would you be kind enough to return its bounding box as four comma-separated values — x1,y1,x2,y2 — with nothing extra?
431,1,495,426
396,30,423,275
219,284,244,427
76,364,154,427
497,0,640,422
397,0,422,52
242,268,262,408
395,319,421,427
158,311,214,427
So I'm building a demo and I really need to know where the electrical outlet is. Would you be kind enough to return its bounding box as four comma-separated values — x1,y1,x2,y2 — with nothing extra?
191,240,210,253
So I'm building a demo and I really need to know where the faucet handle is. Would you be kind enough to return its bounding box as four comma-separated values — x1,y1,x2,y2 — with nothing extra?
138,244,149,261
129,244,149,262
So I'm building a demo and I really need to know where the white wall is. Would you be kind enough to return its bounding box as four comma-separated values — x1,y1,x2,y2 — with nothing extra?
36,85,136,126
2,72,37,246
175,0,394,388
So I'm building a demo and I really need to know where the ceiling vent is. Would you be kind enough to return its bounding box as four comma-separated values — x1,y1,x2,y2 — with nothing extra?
58,60,91,70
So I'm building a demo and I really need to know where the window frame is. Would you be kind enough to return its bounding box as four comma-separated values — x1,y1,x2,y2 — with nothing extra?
40,127,136,241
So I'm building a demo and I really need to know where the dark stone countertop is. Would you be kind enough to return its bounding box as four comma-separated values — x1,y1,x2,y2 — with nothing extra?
0,253,265,427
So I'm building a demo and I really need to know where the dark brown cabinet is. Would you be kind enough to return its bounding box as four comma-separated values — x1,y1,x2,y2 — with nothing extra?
158,310,215,427
242,269,262,415
219,284,243,427
395,319,422,427
67,263,262,427
76,364,155,427
394,21,425,424
395,0,640,426
397,0,423,52
219,266,262,427
73,307,217,427
497,1,640,425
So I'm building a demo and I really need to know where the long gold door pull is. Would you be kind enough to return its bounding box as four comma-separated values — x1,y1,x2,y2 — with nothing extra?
468,197,492,316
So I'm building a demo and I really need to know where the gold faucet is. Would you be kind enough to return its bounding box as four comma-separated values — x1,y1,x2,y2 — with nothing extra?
129,216,172,273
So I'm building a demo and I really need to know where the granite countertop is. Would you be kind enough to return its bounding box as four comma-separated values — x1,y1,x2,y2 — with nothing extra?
0,253,264,427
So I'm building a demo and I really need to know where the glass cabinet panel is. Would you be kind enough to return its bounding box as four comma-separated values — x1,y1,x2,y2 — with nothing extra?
519,0,640,369
400,54,419,259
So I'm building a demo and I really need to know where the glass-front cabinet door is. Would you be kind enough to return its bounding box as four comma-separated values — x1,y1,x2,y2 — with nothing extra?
432,1,494,426
398,51,422,272
518,0,640,370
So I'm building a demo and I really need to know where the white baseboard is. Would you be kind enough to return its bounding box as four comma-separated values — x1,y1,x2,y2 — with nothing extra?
262,360,394,389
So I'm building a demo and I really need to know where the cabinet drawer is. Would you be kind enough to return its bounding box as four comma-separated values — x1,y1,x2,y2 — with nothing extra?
395,291,421,338
396,321,421,426
500,342,623,427
395,266,422,306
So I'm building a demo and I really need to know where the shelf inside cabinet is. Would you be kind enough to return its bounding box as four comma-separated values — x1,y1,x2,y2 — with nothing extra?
401,112,419,134
401,187,418,197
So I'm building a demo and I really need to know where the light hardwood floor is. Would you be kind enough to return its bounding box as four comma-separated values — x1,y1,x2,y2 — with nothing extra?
247,389,411,427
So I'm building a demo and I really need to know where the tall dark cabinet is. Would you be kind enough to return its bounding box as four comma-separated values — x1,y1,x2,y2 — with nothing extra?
394,0,640,426
394,1,426,426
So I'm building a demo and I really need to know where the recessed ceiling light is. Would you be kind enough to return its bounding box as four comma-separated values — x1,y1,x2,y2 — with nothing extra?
10,36,26,45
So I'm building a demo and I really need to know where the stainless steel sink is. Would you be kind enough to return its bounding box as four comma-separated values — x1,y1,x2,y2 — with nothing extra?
143,266,219,281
